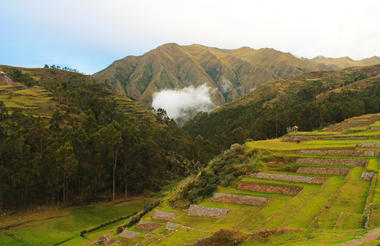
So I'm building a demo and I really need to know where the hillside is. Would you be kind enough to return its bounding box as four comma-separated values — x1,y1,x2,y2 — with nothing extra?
86,113,380,245
184,64,380,151
0,65,212,210
312,55,380,69
93,43,336,107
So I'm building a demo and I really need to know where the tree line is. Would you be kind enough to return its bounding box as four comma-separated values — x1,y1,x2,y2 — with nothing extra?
0,67,216,210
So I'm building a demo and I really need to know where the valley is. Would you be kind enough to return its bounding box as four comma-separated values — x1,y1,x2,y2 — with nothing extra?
2,1,380,245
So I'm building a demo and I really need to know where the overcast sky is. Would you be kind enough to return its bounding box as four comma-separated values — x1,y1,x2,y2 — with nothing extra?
1,0,380,74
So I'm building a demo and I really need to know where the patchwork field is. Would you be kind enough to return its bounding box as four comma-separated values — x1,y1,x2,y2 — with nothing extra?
102,113,380,245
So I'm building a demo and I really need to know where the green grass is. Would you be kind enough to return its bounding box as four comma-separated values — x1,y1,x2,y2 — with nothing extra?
367,159,379,172
246,138,378,151
370,121,380,127
343,126,370,134
0,199,148,246
314,167,369,229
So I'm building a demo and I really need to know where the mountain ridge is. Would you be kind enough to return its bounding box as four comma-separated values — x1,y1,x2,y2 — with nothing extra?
94,43,351,107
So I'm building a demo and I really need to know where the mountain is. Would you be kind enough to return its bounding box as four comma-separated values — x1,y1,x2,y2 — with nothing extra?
312,55,380,69
94,43,337,107
183,64,380,150
0,65,213,209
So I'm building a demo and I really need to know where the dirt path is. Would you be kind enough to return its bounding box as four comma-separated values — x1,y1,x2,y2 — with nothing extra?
339,228,380,246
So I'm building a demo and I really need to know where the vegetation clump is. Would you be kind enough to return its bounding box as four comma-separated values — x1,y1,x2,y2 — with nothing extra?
165,145,258,209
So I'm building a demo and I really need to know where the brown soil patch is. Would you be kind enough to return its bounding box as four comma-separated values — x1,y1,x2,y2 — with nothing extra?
357,142,380,148
151,211,179,221
187,205,231,218
298,149,380,157
135,220,164,231
249,172,327,184
297,167,350,175
211,193,270,206
238,182,303,195
296,158,366,166
119,230,141,239
268,157,285,164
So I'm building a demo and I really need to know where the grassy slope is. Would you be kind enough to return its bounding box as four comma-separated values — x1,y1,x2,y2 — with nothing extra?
0,84,57,118
0,198,149,246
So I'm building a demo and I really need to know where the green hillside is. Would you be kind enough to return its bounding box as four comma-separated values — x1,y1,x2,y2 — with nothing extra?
184,64,380,151
93,43,336,107
95,113,380,245
0,65,211,210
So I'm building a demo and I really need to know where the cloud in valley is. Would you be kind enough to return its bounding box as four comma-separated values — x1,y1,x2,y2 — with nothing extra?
152,84,215,123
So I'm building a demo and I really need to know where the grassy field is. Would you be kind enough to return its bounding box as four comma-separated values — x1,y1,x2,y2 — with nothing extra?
0,198,149,246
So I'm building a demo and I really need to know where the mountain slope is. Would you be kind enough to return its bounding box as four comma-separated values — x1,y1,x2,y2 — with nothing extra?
183,64,380,150
93,43,336,107
0,65,211,209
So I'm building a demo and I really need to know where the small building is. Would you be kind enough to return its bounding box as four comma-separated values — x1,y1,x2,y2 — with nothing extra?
292,125,299,132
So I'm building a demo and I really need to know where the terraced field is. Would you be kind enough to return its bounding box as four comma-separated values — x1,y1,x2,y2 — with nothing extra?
0,84,57,118
98,113,380,245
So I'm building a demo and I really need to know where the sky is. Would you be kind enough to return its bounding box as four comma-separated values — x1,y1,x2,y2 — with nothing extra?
1,0,380,74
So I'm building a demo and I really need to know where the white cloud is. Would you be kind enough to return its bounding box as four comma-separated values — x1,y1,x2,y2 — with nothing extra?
152,84,214,122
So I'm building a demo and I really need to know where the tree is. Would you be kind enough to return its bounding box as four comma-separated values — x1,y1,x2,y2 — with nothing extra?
97,121,122,201
56,142,78,203
0,101,8,120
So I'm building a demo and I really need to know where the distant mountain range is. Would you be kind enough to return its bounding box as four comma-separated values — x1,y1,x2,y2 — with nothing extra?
94,43,380,107
183,64,380,148
311,55,380,69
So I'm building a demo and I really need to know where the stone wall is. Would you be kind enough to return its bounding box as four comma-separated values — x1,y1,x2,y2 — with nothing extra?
298,150,380,157
296,158,367,166
136,220,164,231
238,182,303,195
361,171,376,181
187,205,231,218
120,230,141,239
297,167,350,175
152,211,179,221
166,222,181,231
210,193,270,206
357,143,380,148
249,172,327,184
